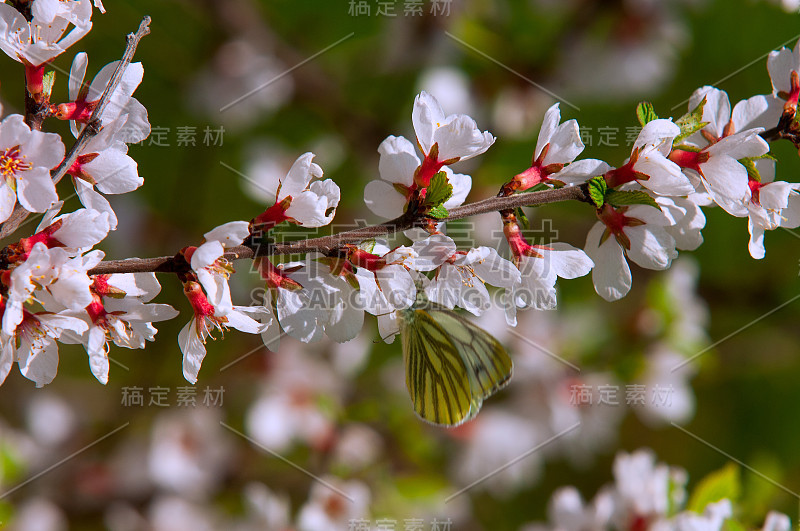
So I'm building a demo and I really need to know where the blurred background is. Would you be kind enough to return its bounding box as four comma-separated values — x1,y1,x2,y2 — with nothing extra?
1,0,800,529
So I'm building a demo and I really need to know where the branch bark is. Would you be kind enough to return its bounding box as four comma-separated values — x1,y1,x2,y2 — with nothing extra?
86,184,593,276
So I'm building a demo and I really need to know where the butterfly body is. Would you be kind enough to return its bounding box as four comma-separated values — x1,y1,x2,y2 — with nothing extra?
398,300,513,427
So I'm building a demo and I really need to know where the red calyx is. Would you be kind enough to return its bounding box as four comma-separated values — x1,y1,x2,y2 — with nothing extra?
668,148,709,174
183,280,216,319
604,148,649,188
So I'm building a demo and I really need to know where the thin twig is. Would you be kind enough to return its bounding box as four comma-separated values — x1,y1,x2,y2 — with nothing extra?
0,17,152,240
86,184,592,276
52,16,152,185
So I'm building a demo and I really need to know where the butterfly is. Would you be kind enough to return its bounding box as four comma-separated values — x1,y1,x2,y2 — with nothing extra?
397,298,513,427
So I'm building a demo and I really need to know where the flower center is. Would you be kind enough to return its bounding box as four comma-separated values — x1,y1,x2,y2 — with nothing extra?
0,146,32,180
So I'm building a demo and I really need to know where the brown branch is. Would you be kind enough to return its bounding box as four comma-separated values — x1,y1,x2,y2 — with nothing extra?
86,184,593,276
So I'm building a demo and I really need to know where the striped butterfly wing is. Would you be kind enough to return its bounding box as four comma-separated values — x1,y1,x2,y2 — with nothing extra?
399,304,513,427
400,308,479,426
427,307,513,401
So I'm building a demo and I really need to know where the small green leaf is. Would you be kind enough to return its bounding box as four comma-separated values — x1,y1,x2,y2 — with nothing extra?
605,190,661,211
674,97,709,144
42,71,56,100
637,102,659,126
587,176,608,208
423,171,454,209
515,207,529,229
428,205,449,219
687,463,741,513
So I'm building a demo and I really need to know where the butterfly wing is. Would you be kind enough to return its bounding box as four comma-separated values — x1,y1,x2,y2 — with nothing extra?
426,307,513,401
400,308,479,426
399,305,513,427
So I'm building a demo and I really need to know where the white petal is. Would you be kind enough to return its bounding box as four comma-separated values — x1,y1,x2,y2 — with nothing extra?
178,319,206,384
412,91,445,154
586,222,631,302
377,135,419,186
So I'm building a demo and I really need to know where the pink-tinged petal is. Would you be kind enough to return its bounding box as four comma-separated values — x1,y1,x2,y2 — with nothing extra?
277,152,321,200
625,225,677,270
203,221,249,248
19,340,59,387
364,180,406,218
0,181,16,224
179,319,206,384
412,91,445,154
86,148,142,194
550,159,613,186
377,135,419,186
634,150,693,196
17,168,58,212
767,48,795,95
543,119,584,166
747,218,766,260
68,51,89,100
0,114,32,151
535,103,561,160
633,119,679,152
433,115,494,162
586,222,631,302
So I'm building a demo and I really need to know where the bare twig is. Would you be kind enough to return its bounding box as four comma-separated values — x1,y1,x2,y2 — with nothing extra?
86,184,592,276
0,17,152,240
52,16,152,185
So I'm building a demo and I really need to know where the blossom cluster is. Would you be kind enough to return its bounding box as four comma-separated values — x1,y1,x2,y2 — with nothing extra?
0,0,799,402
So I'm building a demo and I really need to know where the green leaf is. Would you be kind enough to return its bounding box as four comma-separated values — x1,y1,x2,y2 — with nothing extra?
605,190,662,211
42,71,56,100
636,102,659,126
687,463,741,513
423,171,454,209
587,176,608,208
428,205,449,219
515,207,529,229
674,97,709,144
